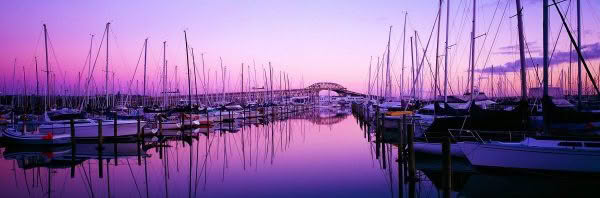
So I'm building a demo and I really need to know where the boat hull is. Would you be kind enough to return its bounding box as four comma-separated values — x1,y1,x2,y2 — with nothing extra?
39,120,145,138
414,141,466,157
459,141,600,173
2,129,71,145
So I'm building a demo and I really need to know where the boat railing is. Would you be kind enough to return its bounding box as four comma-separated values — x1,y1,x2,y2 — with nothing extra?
448,129,485,143
448,129,529,143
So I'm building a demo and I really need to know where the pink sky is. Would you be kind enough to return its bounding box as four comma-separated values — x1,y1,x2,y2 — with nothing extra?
2,0,600,97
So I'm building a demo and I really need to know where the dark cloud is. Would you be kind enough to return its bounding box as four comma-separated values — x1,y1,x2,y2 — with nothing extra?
498,42,537,50
477,42,600,74
495,42,539,55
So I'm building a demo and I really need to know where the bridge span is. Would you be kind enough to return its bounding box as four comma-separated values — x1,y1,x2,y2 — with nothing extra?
150,82,364,106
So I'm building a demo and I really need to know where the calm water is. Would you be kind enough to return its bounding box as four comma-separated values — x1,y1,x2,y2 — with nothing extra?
1,108,600,198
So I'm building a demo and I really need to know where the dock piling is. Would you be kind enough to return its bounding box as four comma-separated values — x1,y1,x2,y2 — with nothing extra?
442,137,452,198
98,119,104,145
407,122,415,180
113,115,117,137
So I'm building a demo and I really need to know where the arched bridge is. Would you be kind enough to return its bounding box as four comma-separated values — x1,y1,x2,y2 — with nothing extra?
306,82,364,96
156,82,364,106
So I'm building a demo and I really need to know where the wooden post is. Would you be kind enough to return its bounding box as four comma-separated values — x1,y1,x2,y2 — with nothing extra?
180,113,184,130
375,112,381,159
114,143,118,166
141,123,145,139
70,118,75,140
398,119,404,161
113,115,117,137
70,118,76,178
442,137,452,198
98,158,103,178
407,123,415,180
375,107,380,130
98,119,104,145
136,117,141,139
137,139,142,165
98,119,104,178
382,134,387,169
158,119,163,136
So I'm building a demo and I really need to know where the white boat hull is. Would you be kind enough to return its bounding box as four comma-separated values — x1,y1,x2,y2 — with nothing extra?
459,141,600,172
39,120,145,138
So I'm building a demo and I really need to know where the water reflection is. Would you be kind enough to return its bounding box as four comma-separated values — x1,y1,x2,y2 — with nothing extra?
1,108,600,197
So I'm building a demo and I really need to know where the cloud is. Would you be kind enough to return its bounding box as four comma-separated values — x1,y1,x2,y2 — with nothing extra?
494,42,539,55
477,42,600,74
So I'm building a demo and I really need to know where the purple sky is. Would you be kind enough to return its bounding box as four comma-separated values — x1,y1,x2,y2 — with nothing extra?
2,0,600,97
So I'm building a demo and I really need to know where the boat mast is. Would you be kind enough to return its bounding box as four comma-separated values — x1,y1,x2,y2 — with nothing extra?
241,63,244,104
192,48,199,106
516,0,528,101
163,41,167,109
201,53,207,105
385,26,392,100
105,22,110,109
43,24,50,111
143,38,147,107
368,56,372,100
551,0,600,97
184,30,192,109
469,0,476,103
435,0,441,102
220,57,224,103
22,66,27,97
414,31,419,100
444,1,449,103
34,56,39,96
410,36,415,101
543,0,550,133
402,12,408,103
577,0,582,110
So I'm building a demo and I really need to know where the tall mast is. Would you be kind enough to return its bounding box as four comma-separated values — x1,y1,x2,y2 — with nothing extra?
516,0,528,101
184,30,192,109
220,57,224,102
241,63,244,104
470,0,476,102
22,66,27,96
81,34,93,110
368,56,372,100
35,56,40,96
543,0,550,133
577,0,582,110
414,31,419,100
201,53,207,105
105,22,110,109
143,38,148,106
375,57,380,99
444,1,449,103
402,12,407,103
191,48,199,106
385,26,392,99
410,36,415,100
163,41,167,109
435,0,441,102
269,63,273,104
43,24,50,111
279,70,282,102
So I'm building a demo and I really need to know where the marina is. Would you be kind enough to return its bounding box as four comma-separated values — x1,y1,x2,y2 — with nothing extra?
3,0,600,197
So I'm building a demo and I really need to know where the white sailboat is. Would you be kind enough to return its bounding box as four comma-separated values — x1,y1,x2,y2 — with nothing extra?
459,137,600,172
460,0,600,173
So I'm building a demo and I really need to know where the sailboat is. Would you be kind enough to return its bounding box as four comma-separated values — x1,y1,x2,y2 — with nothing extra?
413,0,533,157
460,0,600,173
1,24,72,144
